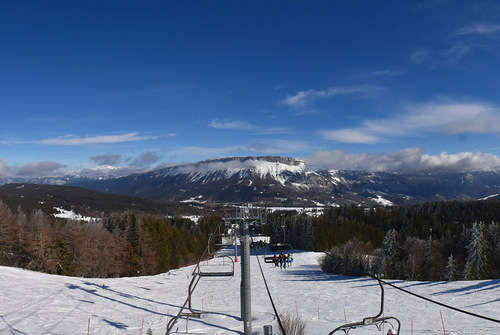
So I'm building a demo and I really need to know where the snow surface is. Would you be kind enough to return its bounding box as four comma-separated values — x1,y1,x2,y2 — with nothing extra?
1,249,499,334
53,207,95,222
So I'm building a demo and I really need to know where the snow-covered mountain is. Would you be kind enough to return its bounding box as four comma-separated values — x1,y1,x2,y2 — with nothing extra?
69,156,500,206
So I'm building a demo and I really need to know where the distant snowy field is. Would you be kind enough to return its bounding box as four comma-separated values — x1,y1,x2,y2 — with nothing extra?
1,250,499,334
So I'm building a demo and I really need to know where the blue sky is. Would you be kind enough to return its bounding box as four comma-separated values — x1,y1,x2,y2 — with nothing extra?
2,1,500,178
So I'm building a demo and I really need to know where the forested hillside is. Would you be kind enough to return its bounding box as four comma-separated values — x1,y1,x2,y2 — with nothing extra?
265,200,500,281
0,183,203,217
0,200,220,277
2,196,500,280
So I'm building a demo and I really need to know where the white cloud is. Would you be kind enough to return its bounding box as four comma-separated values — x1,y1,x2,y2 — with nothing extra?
0,158,10,178
319,129,383,144
443,44,473,63
247,139,313,154
281,85,382,108
75,165,147,179
209,119,290,135
39,133,160,145
319,99,500,144
305,148,500,172
16,161,66,176
209,120,257,130
457,24,500,35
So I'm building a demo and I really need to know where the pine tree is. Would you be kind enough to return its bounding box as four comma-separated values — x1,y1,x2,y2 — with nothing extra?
125,243,140,277
464,221,490,280
380,229,398,278
444,254,459,281
56,237,72,276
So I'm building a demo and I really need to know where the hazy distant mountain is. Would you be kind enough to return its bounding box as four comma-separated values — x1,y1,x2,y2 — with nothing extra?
66,156,500,207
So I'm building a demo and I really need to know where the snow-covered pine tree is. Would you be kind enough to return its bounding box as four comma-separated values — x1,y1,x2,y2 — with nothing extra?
444,253,459,281
380,229,398,278
463,221,490,280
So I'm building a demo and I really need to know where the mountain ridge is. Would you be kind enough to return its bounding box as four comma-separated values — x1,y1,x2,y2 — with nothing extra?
2,156,500,207
66,156,500,206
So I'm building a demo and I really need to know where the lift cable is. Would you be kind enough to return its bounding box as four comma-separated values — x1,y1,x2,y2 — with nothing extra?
251,236,287,335
367,274,500,324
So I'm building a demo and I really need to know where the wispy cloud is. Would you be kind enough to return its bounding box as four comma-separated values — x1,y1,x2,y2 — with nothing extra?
372,69,402,77
209,120,258,131
305,148,500,172
38,133,163,145
247,139,313,154
281,85,383,108
319,99,500,144
209,119,290,135
457,24,500,35
443,43,473,64
409,47,433,65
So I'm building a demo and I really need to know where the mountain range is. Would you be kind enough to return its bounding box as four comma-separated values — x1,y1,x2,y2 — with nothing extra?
64,156,500,207
2,156,500,208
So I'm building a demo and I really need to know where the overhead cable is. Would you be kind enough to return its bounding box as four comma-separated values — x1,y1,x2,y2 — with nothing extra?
368,274,500,324
251,237,287,335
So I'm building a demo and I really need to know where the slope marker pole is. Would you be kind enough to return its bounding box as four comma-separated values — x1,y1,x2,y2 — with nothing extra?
440,310,446,335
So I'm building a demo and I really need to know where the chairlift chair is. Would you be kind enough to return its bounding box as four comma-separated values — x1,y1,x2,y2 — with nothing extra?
268,243,293,252
198,254,235,278
328,276,401,335
213,234,235,248
264,243,293,263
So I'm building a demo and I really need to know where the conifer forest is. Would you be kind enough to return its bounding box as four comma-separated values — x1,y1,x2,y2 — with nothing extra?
1,199,500,281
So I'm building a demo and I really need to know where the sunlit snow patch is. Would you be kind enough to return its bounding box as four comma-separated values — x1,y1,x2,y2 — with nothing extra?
53,207,95,222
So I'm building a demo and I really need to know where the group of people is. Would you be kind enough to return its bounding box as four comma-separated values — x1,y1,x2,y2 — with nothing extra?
272,252,293,270
251,240,268,250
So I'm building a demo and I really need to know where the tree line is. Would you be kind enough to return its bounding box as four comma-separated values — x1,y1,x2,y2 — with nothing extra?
0,201,219,278
2,198,500,280
267,200,500,280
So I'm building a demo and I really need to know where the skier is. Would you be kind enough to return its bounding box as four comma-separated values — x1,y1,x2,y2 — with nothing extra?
387,328,397,335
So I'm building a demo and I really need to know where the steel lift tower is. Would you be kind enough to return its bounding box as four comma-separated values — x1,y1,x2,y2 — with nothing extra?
223,203,267,335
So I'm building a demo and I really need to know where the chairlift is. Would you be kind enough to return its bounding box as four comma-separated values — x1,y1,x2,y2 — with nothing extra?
268,243,293,252
167,221,236,332
198,254,235,278
264,243,293,263
328,275,401,335
213,234,235,248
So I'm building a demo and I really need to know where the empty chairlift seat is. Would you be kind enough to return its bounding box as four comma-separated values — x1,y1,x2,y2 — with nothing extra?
198,255,235,277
